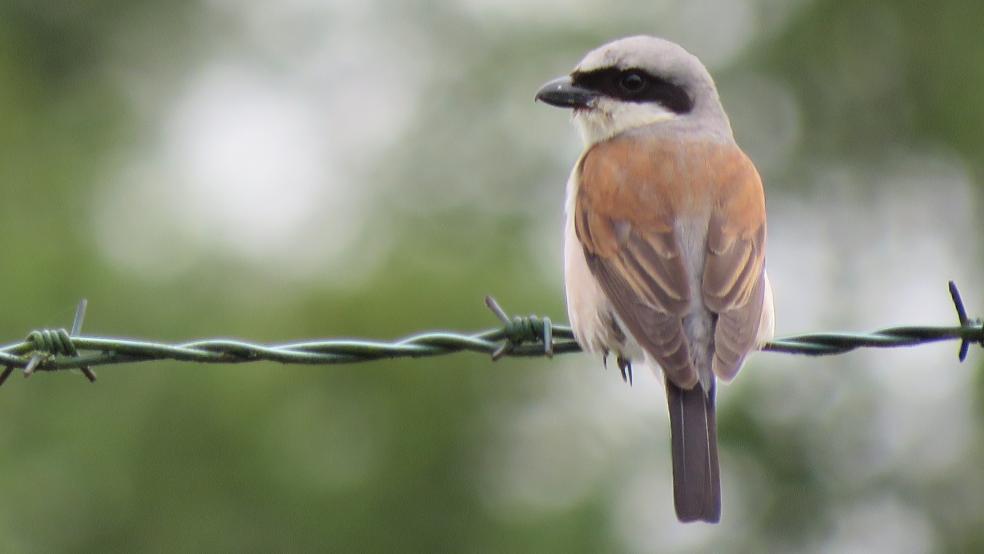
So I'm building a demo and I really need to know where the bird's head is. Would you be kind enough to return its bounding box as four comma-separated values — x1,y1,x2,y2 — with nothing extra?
536,36,731,146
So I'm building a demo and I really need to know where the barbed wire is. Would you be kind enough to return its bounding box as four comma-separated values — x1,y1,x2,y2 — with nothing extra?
1,281,981,387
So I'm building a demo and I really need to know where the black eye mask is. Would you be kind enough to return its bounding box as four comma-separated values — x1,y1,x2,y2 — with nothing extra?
570,68,694,114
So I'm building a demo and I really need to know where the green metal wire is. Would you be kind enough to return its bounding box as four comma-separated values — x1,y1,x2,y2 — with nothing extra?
1,281,981,386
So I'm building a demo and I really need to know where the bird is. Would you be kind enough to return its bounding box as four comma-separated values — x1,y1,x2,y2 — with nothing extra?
535,36,774,523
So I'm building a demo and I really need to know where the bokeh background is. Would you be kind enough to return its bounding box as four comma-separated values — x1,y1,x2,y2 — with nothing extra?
2,0,983,552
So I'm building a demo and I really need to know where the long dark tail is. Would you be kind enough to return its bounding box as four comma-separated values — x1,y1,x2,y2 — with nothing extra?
665,378,720,523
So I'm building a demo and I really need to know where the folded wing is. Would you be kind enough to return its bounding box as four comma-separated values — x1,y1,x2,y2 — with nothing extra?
575,135,767,385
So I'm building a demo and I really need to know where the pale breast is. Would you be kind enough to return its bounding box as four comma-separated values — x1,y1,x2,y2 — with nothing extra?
563,167,642,359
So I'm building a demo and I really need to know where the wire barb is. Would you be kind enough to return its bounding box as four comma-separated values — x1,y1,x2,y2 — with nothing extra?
9,299,96,384
948,280,979,362
485,296,554,360
71,299,97,382
0,366,13,386
0,281,980,387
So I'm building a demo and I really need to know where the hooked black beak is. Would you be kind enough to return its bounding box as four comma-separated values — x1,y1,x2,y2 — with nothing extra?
535,76,598,109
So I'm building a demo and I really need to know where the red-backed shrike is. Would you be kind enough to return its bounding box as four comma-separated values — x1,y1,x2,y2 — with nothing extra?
536,36,774,523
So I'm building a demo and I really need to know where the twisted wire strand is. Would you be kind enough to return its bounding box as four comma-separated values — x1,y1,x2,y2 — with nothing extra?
1,281,981,386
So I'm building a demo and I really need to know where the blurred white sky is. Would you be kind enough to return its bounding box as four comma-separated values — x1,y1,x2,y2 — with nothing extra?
93,0,814,283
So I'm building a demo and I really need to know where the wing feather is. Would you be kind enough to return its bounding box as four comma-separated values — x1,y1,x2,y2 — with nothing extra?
702,172,768,381
575,138,697,387
585,254,695,384
574,134,768,387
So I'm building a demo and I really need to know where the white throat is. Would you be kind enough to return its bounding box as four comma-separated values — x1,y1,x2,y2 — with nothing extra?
573,97,678,146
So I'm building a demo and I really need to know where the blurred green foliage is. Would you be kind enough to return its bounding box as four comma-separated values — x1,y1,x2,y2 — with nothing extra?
1,0,982,552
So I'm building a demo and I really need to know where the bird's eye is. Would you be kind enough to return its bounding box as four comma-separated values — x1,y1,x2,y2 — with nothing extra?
618,71,647,94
